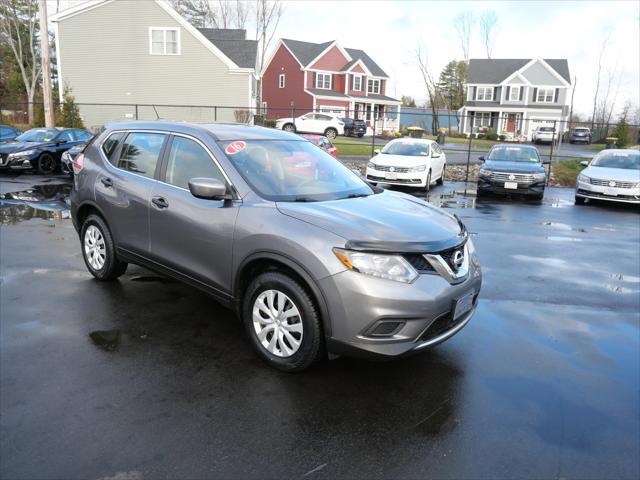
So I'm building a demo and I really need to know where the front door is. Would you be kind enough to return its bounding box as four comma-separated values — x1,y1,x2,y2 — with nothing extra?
149,134,239,295
95,131,168,255
506,114,517,133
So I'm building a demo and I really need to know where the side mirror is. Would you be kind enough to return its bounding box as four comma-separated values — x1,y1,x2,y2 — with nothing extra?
543,159,551,165
57,139,68,144
188,177,228,200
580,160,589,166
478,156,485,162
374,148,381,154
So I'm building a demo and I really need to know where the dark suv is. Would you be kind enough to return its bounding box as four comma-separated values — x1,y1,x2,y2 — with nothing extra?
341,118,366,137
71,122,481,371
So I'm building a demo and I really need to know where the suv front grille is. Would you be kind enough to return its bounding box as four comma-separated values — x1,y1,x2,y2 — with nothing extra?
404,254,435,272
590,179,637,188
490,172,535,183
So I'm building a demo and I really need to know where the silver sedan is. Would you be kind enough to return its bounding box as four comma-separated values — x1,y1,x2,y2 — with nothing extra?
575,149,640,205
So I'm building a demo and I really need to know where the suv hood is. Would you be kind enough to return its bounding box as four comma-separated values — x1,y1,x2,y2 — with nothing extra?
0,141,47,154
277,190,465,253
483,160,544,173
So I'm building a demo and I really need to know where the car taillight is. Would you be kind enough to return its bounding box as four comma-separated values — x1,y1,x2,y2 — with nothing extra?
72,153,84,174
338,121,344,126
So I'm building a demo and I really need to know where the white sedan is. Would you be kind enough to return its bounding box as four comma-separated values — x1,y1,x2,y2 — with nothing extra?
365,138,446,192
575,149,640,205
275,113,344,139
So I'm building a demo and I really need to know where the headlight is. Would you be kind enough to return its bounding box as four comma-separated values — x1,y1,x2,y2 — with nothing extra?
533,173,546,181
409,164,427,172
479,168,492,178
333,248,418,283
367,161,377,169
577,173,591,184
8,149,36,158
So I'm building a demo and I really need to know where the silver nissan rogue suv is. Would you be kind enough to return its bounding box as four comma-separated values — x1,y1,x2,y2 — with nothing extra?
70,122,482,371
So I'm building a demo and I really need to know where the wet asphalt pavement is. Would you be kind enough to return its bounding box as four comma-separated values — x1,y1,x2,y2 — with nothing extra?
1,174,639,479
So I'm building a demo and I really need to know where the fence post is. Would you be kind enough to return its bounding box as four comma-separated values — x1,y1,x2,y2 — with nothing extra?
290,102,295,131
464,120,473,185
371,115,376,157
135,104,139,120
547,119,557,186
0,103,3,125
214,106,217,122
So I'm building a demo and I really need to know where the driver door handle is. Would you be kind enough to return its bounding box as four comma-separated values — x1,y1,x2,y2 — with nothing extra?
100,177,113,188
152,196,169,209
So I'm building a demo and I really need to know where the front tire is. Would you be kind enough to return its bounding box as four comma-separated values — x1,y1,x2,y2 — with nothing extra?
423,170,432,193
81,214,127,281
436,164,445,185
242,272,323,372
324,127,338,139
357,133,364,138
575,195,586,205
282,123,296,133
37,153,56,175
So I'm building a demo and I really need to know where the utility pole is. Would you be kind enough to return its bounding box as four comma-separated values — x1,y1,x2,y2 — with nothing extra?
568,75,577,131
39,0,55,127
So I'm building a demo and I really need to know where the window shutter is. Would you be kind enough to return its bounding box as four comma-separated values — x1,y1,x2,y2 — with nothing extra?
492,87,496,101
330,74,333,90
473,86,477,100
533,88,538,102
554,88,559,103
519,87,524,101
350,74,354,90
506,86,511,101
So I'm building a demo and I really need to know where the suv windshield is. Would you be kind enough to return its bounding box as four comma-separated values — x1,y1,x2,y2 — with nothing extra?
573,128,589,132
381,141,429,156
591,151,640,170
220,140,374,202
15,129,58,142
487,146,541,163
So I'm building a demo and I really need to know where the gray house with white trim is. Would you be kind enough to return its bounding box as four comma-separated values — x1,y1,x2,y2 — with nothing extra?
52,0,258,129
458,58,572,140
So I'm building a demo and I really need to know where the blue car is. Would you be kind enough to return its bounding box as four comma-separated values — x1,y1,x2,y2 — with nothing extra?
0,127,93,174
477,144,549,200
0,125,22,143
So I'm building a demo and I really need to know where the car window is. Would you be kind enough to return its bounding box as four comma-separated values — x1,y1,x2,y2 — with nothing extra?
75,130,93,141
0,127,13,137
164,136,225,189
101,132,125,164
591,151,640,170
15,129,58,142
538,127,555,132
118,132,166,178
317,114,332,121
220,140,373,202
57,130,75,142
381,141,429,157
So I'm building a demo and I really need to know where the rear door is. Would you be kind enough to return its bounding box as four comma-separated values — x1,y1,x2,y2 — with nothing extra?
95,131,168,255
149,134,240,295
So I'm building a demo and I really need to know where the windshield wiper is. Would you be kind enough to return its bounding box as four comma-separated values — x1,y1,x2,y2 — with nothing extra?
345,193,370,199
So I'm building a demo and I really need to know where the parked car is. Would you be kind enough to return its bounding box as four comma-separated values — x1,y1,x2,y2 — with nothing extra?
341,118,366,137
61,142,90,177
0,127,93,174
275,113,344,139
0,125,22,143
71,122,481,371
365,138,446,192
575,149,640,205
532,126,556,144
569,127,592,144
299,134,338,158
477,145,548,200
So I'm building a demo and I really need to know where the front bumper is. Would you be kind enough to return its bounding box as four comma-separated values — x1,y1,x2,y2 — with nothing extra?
365,168,428,187
319,257,482,359
0,155,35,170
478,177,545,195
576,180,640,204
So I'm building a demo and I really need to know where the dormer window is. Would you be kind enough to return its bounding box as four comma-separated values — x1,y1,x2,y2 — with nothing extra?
509,86,520,101
476,87,494,101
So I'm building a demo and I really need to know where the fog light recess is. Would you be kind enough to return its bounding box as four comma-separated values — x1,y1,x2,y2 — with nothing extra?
366,320,406,337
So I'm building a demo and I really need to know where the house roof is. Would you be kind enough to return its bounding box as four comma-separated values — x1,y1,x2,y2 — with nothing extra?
280,38,388,77
468,59,571,84
366,93,400,103
198,28,257,68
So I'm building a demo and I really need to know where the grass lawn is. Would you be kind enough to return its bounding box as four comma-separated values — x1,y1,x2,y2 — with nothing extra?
332,134,501,156
551,158,586,186
588,144,608,152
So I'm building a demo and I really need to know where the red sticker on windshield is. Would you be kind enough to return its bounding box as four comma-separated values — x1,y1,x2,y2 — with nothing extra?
225,141,246,155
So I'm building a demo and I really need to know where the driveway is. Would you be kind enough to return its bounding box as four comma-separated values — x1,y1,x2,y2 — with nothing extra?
1,174,638,479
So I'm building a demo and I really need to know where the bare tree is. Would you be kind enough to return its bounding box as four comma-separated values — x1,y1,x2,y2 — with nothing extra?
255,0,283,108
414,45,442,133
0,0,41,124
453,12,474,63
479,10,498,59
590,29,611,129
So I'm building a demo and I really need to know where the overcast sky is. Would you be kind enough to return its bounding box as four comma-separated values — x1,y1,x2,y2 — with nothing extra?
51,0,639,118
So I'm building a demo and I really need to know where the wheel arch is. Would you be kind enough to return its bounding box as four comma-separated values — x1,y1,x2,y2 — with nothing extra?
74,201,109,232
234,252,332,337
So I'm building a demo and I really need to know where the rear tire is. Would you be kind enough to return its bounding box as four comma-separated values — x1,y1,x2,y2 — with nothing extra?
242,272,323,372
37,153,56,175
81,214,127,281
324,128,337,139
357,133,364,138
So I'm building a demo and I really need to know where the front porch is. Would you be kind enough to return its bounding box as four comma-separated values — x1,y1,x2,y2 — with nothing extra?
352,101,400,135
460,109,527,141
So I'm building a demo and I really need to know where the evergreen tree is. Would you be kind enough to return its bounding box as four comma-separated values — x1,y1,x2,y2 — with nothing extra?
613,105,630,148
58,85,84,128
437,60,468,111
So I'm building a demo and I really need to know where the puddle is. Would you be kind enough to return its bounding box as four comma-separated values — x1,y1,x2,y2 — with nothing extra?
0,183,71,224
546,236,584,242
426,190,477,209
542,222,587,233
604,284,633,294
609,273,640,283
89,330,121,351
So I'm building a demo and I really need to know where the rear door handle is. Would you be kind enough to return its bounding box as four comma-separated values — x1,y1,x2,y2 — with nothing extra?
152,196,169,209
100,177,113,188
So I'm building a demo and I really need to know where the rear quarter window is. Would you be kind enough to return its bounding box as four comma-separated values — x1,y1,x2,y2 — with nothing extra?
101,132,125,164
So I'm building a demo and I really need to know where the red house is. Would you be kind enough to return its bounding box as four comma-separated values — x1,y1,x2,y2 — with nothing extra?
261,38,401,133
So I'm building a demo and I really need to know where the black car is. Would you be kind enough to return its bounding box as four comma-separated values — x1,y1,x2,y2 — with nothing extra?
340,118,366,137
0,125,22,143
477,144,549,200
0,127,93,174
61,142,91,177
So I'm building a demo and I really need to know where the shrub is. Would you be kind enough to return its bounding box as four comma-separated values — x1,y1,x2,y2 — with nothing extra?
58,85,85,128
486,127,498,141
262,119,276,128
498,134,506,141
234,109,252,123
613,109,630,148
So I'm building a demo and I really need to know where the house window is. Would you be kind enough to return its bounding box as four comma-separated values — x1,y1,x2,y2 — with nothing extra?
476,87,494,101
315,73,332,89
279,73,285,89
474,112,492,127
509,86,520,101
149,28,180,55
353,75,362,91
367,79,380,94
536,88,555,102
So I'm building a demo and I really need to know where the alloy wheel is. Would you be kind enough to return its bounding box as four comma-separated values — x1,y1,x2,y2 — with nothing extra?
252,289,303,357
84,225,106,271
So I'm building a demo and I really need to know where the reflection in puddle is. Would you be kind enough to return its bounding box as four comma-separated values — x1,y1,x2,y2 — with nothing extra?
0,183,71,224
542,222,587,233
426,190,477,209
610,273,640,283
546,236,584,242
